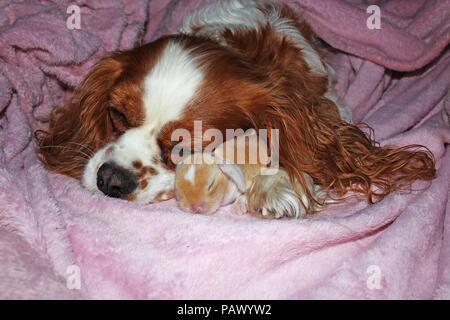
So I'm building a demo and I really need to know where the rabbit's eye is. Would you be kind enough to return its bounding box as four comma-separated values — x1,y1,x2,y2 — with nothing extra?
207,178,216,191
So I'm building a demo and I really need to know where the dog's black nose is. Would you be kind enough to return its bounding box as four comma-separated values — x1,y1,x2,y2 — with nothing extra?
97,162,138,198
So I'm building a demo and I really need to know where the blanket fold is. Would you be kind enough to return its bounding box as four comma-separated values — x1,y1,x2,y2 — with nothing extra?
0,0,449,299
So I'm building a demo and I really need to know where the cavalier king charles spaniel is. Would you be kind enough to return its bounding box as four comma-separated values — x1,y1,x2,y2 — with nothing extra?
37,0,435,218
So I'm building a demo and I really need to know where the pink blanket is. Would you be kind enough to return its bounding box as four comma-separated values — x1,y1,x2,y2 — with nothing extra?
0,0,449,299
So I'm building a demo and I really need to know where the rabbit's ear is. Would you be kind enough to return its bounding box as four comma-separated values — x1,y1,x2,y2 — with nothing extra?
218,163,247,193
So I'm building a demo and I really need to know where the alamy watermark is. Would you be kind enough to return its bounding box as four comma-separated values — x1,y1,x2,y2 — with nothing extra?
366,265,382,290
66,264,81,290
170,120,279,174
66,4,381,31
366,5,381,30
66,4,81,30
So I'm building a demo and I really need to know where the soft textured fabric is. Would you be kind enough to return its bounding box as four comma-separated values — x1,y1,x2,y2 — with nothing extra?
0,0,449,299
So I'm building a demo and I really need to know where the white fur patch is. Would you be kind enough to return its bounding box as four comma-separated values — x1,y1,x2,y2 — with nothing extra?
142,41,205,128
184,165,196,183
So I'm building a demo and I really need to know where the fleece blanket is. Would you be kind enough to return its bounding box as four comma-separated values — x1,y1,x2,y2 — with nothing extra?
0,0,449,299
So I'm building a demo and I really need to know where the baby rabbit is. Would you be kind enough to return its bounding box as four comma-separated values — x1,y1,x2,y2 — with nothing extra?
175,130,265,214
175,152,248,214
175,130,323,218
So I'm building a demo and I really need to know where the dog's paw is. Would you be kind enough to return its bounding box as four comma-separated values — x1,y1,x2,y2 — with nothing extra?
246,169,312,219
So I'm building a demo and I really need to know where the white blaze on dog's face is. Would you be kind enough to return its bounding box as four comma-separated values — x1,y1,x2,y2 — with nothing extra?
81,41,205,203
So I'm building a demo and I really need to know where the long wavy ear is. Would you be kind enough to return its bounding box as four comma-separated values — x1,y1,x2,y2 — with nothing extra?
36,55,123,178
227,18,437,208
257,93,436,208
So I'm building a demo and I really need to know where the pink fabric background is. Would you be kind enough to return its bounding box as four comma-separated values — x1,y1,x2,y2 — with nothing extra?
0,0,449,299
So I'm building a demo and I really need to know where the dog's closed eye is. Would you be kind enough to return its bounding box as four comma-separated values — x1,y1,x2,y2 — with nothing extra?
108,107,128,132
161,151,169,165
